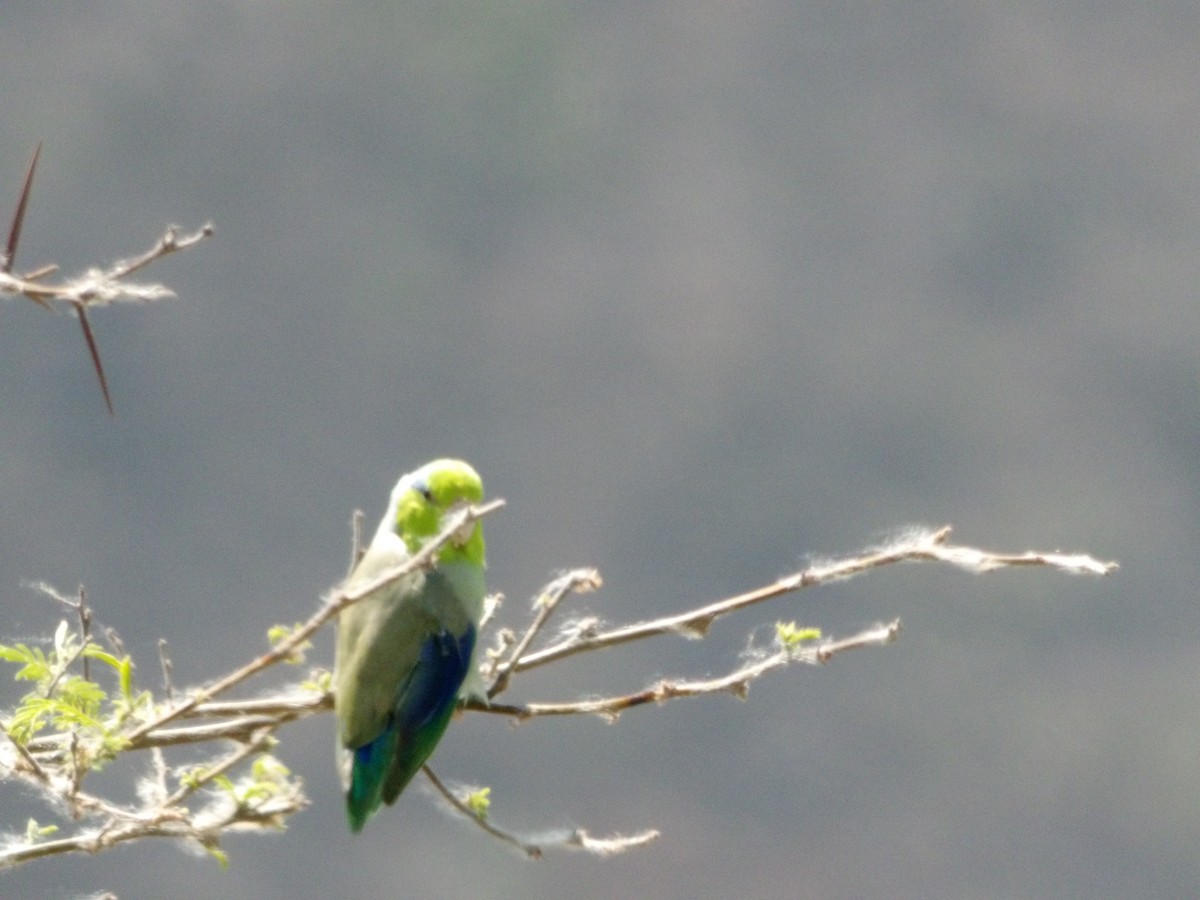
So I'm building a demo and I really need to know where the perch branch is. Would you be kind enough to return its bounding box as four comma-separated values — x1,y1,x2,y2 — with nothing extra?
477,619,903,721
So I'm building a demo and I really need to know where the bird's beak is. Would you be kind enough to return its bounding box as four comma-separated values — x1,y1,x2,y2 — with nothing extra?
447,501,477,546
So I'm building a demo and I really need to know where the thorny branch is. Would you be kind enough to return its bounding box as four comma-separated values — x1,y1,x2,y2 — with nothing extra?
0,518,1115,869
0,144,213,414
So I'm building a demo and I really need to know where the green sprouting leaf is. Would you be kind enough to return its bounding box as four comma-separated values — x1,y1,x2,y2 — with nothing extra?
96,731,131,760
267,623,312,664
39,694,104,734
232,754,291,805
111,688,154,723
302,669,333,694
8,697,57,740
1,643,51,684
240,784,271,803
252,755,288,782
81,646,137,701
775,621,822,647
118,656,134,700
0,643,35,663
59,674,108,708
24,819,59,842
82,644,123,670
206,845,230,869
464,786,491,820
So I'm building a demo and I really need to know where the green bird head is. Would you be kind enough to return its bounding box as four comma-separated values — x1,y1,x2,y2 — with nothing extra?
389,457,485,566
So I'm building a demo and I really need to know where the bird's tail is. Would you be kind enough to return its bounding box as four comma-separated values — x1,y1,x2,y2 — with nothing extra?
346,726,397,833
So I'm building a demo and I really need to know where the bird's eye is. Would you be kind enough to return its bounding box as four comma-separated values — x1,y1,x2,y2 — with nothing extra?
415,483,434,502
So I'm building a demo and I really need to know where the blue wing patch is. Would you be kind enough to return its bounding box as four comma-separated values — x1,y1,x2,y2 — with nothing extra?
346,626,476,832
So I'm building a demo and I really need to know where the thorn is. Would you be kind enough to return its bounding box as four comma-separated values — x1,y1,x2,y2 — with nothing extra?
73,301,114,415
4,141,41,275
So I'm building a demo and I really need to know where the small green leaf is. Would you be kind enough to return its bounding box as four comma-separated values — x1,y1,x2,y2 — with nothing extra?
82,645,123,671
206,845,230,869
8,697,57,740
267,623,312,664
118,655,134,700
84,647,140,705
252,755,289,781
464,786,491,820
4,644,51,684
0,644,30,662
302,669,333,694
775,621,822,647
24,819,59,842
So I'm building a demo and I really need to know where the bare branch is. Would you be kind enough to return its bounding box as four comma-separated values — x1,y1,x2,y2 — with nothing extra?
474,620,903,722
564,827,661,856
0,221,215,309
101,222,214,282
488,568,601,699
2,722,52,786
162,727,274,809
512,527,1115,675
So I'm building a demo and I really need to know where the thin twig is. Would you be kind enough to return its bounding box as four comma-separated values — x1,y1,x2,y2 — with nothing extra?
424,765,659,858
40,583,95,681
513,527,1114,674
0,221,212,306
423,766,543,858
488,568,600,699
2,722,52,785
102,223,213,281
472,620,903,721
163,727,275,808
42,641,86,699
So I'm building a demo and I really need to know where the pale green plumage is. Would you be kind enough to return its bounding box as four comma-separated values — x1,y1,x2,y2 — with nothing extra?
334,458,486,832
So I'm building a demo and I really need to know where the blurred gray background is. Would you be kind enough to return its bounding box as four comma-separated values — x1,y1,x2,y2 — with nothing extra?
1,3,1195,898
